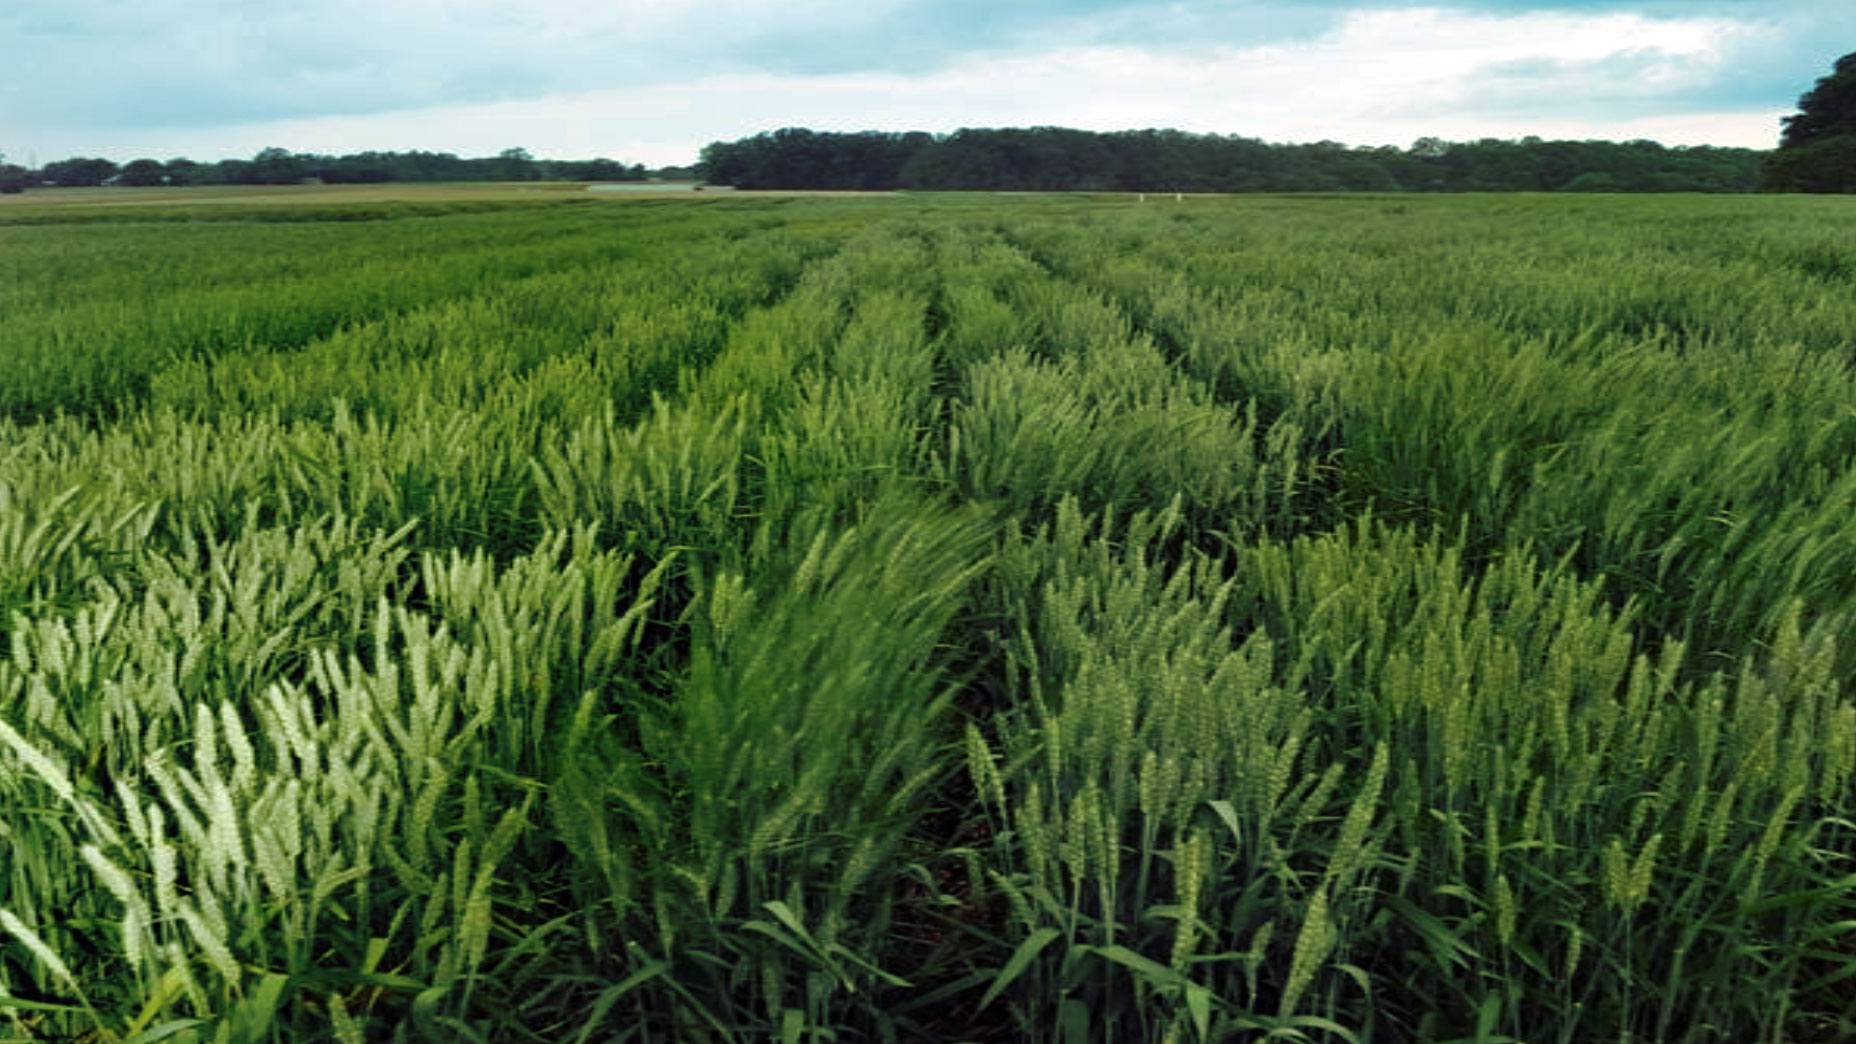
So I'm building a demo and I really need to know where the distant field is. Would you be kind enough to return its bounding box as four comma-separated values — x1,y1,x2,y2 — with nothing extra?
2,192,1855,1044
0,181,607,206
0,181,903,214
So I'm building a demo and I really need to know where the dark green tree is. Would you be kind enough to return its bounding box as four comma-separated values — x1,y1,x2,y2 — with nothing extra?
1781,52,1856,148
1764,52,1856,192
41,157,119,187
546,158,644,181
0,150,25,193
116,159,169,186
212,158,254,184
689,126,1768,194
490,147,540,181
163,158,203,186
247,147,308,184
701,129,927,189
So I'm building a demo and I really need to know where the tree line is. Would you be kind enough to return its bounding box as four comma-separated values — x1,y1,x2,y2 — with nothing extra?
693,55,1852,195
0,147,664,193
697,127,1773,193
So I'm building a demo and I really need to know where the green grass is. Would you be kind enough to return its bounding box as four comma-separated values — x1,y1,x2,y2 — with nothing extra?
2,191,1855,1043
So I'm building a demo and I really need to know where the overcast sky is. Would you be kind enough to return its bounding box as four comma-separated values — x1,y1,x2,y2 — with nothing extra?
1,1,1849,166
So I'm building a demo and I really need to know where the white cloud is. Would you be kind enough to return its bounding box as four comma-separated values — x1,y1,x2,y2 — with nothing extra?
8,5,1790,163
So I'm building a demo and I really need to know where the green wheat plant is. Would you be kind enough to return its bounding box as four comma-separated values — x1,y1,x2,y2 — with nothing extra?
3,191,1854,1043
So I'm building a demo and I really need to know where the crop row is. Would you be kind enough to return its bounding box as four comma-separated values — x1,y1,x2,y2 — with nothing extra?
2,194,1854,1042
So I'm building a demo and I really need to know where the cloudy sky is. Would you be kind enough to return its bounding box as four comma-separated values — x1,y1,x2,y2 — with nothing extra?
1,1,1849,166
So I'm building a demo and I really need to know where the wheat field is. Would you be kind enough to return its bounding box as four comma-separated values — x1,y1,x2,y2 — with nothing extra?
2,190,1855,1043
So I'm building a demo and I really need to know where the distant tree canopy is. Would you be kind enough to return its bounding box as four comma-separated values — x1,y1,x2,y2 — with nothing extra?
42,157,121,187
6,148,657,191
698,127,1768,193
699,128,934,190
0,151,26,194
1764,52,1856,193
115,158,169,187
9,134,1774,196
